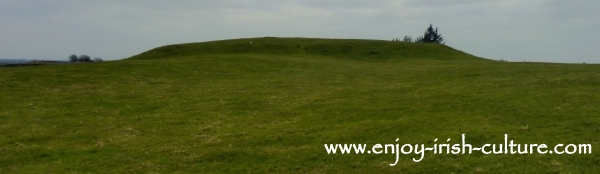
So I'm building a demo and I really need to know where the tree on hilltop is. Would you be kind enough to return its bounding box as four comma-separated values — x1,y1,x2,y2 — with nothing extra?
415,24,444,44
402,36,413,42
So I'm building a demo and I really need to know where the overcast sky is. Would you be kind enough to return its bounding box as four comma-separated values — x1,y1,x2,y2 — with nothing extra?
1,0,598,63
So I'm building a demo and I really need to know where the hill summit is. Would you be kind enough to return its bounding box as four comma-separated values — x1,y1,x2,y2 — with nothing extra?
127,37,484,61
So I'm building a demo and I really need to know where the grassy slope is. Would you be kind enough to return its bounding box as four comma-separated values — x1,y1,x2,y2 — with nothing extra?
128,37,481,61
1,37,599,173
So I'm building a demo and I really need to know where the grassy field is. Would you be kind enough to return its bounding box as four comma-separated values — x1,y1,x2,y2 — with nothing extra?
1,37,599,173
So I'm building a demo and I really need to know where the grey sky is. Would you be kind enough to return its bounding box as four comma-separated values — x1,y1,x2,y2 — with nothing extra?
1,0,598,63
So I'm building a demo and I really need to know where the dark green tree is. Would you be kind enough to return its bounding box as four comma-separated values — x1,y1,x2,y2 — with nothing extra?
69,54,79,62
402,35,413,42
79,55,92,62
415,24,444,44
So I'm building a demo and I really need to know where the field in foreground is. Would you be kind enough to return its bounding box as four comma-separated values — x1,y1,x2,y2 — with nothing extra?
1,38,599,173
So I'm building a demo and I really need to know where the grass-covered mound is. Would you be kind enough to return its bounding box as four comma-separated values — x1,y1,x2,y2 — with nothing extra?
0,37,599,173
128,37,483,61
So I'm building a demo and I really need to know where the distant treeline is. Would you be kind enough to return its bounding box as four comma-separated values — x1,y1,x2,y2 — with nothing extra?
69,54,103,63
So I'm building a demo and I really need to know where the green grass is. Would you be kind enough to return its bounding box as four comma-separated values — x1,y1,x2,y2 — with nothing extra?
1,37,599,173
129,37,481,61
